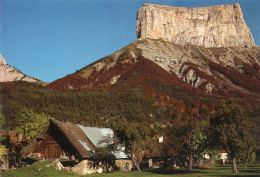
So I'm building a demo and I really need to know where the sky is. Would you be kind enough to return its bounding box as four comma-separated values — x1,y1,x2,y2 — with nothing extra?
1,0,260,82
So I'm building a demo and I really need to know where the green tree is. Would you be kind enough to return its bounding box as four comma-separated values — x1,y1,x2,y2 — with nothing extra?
237,126,256,168
95,134,118,161
14,108,51,141
191,120,212,165
210,100,256,173
168,116,208,170
115,120,157,171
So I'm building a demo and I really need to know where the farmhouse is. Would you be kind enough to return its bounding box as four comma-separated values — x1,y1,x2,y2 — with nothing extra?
22,119,132,175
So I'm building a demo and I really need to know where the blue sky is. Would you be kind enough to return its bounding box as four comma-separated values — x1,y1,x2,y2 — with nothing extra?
1,0,260,82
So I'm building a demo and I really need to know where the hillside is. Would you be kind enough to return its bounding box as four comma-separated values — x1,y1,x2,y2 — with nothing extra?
44,38,260,144
47,38,260,98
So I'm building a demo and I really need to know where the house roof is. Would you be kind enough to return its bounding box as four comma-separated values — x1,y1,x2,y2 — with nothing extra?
77,125,113,147
51,120,96,158
110,151,128,159
22,119,126,159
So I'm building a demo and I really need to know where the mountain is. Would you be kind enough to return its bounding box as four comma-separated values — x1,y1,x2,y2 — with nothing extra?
0,55,44,84
46,38,260,98
44,38,260,145
45,3,260,144
47,3,259,99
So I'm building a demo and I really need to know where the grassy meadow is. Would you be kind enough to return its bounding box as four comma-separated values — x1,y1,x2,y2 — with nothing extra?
1,161,260,177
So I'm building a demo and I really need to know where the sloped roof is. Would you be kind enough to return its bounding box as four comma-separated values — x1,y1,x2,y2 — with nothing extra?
51,120,96,158
77,125,113,147
110,151,128,159
23,119,125,159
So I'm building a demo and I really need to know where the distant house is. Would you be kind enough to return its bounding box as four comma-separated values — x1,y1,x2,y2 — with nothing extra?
22,119,131,175
144,147,177,168
218,149,228,164
203,149,228,164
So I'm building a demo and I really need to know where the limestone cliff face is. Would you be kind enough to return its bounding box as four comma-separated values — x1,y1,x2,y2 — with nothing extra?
136,3,255,48
0,55,41,83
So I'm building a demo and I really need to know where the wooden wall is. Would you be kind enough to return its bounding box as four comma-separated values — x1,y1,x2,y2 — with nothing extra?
32,125,76,160
33,133,62,159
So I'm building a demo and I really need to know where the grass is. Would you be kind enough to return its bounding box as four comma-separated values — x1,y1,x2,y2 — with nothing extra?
1,162,260,177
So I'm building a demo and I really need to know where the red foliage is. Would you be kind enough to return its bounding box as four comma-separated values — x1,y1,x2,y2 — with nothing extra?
46,56,191,92
0,81,32,94
0,130,25,144
242,63,260,78
46,74,89,91
0,81,30,88
209,61,260,93
253,63,260,71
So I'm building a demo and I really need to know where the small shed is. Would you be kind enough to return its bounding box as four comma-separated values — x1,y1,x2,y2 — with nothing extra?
109,149,133,171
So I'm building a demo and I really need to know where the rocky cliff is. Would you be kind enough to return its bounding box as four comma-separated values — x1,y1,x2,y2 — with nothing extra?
0,55,42,83
136,3,255,48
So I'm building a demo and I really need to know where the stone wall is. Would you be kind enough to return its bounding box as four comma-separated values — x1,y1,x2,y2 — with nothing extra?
115,159,133,171
71,160,95,175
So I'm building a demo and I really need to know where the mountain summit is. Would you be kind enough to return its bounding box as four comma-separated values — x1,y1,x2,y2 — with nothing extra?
0,55,7,65
0,55,43,83
136,3,255,48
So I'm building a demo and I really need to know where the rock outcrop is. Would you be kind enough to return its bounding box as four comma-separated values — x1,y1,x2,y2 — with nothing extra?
0,55,41,83
136,3,255,48
136,39,259,94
